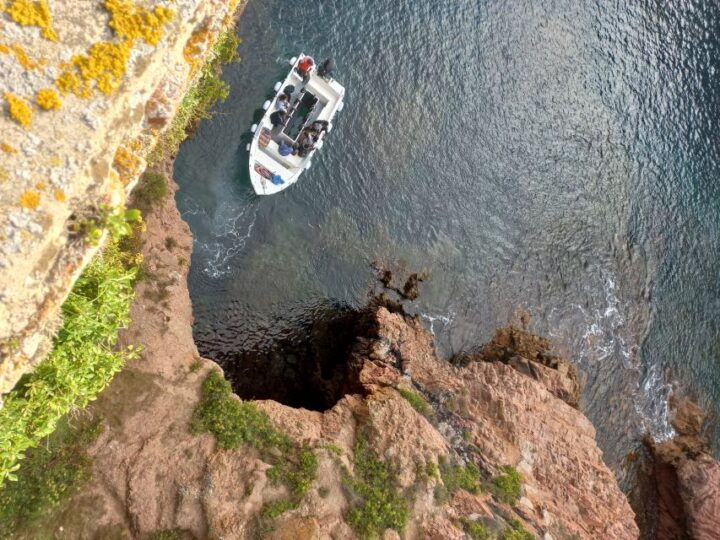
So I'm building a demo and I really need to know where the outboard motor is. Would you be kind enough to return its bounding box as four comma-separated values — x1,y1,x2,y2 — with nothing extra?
318,58,336,79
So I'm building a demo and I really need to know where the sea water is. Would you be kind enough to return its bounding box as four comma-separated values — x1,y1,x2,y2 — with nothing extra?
175,0,720,477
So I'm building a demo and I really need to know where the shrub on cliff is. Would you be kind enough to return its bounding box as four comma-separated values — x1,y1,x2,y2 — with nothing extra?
148,30,240,165
439,458,482,494
192,371,319,529
0,236,140,486
0,417,103,536
492,465,522,505
344,436,409,538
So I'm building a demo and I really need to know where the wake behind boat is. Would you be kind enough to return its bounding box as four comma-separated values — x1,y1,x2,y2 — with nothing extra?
248,54,345,195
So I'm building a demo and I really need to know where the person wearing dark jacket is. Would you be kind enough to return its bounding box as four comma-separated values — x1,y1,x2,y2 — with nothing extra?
270,110,287,128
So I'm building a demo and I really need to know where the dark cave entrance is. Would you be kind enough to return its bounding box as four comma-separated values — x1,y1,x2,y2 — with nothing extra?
207,304,370,412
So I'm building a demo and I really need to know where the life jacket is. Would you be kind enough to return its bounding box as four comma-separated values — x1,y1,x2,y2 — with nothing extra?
298,56,314,74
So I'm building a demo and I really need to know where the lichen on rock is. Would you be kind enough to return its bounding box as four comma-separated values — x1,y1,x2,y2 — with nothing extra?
104,0,174,46
4,92,32,126
4,0,58,41
36,87,60,110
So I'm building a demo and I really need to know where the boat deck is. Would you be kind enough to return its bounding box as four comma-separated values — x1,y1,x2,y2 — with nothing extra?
249,55,345,195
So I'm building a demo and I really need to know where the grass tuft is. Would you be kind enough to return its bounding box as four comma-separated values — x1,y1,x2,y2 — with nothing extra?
260,499,297,520
397,388,431,417
191,371,292,451
344,436,408,538
461,518,493,540
131,171,168,214
439,458,482,495
492,465,522,505
191,371,318,528
150,529,194,540
500,518,534,540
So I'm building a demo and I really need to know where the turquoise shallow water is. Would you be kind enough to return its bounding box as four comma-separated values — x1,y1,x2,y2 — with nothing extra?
175,0,720,476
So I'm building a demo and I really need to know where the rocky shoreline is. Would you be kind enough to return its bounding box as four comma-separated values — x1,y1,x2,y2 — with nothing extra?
2,1,719,537
23,163,640,538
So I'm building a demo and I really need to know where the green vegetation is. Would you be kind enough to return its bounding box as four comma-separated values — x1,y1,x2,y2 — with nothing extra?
500,518,534,540
492,466,522,505
266,446,318,498
320,443,343,457
131,171,168,213
461,518,493,540
398,388,431,417
191,371,318,526
191,371,292,451
0,417,103,537
165,236,178,250
0,231,141,486
70,206,143,245
439,458,482,494
261,499,296,520
148,29,240,165
344,436,409,538
150,529,195,540
189,358,202,373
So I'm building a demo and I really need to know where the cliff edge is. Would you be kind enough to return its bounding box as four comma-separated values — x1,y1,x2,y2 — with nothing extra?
23,175,640,538
0,0,241,397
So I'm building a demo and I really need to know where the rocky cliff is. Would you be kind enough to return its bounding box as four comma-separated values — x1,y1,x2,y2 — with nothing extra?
643,397,720,540
0,0,241,397
16,166,640,539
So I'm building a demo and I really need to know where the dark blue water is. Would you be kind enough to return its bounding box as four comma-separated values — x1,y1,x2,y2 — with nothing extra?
175,0,720,477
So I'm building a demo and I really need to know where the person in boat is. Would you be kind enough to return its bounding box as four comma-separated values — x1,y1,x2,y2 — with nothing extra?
297,56,315,80
278,140,294,157
275,94,289,112
295,128,319,157
310,119,329,134
270,109,287,128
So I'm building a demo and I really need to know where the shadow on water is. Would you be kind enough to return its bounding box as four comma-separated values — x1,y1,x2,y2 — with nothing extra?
209,299,367,411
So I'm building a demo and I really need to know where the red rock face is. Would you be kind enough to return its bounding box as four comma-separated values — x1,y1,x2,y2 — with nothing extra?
649,397,720,540
36,159,638,538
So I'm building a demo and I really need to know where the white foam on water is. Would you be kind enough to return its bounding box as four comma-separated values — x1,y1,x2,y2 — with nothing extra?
571,270,675,442
420,312,454,336
574,272,635,370
196,202,259,279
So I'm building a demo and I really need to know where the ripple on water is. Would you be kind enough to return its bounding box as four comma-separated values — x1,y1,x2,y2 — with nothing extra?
175,0,720,463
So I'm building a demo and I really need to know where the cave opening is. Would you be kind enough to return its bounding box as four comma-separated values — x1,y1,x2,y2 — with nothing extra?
210,304,371,412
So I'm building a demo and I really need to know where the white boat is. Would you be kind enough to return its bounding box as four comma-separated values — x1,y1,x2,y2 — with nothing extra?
248,54,345,195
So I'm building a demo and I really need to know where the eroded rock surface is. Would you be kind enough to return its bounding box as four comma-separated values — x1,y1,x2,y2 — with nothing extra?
648,397,720,540
35,174,640,539
0,0,242,396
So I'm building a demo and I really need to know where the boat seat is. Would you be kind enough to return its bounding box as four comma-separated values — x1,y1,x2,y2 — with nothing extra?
259,128,271,148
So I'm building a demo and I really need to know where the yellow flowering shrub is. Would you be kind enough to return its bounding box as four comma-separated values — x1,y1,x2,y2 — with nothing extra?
1,142,18,153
